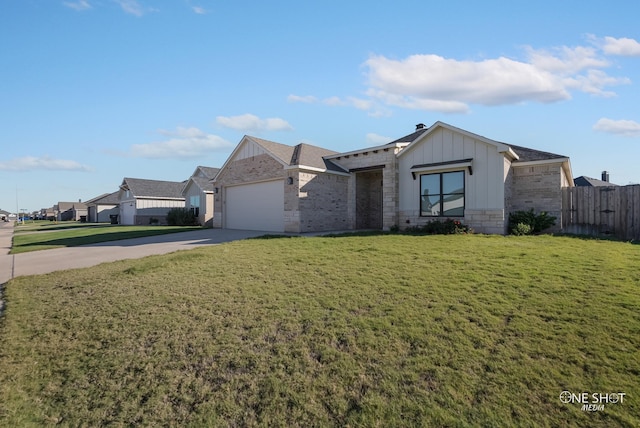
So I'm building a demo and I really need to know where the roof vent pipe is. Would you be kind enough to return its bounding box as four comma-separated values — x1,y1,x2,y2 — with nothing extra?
416,123,426,130
601,171,609,182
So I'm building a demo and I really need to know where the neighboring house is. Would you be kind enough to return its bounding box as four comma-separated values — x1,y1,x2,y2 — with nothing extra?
574,171,618,187
39,207,56,220
55,201,88,221
118,178,186,225
183,166,220,227
212,121,573,234
0,209,10,221
85,191,120,223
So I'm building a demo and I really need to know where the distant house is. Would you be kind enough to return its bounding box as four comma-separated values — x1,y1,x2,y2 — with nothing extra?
574,171,618,187
39,207,56,220
183,166,220,227
118,178,186,225
55,201,88,221
0,209,10,221
212,121,573,234
85,191,120,223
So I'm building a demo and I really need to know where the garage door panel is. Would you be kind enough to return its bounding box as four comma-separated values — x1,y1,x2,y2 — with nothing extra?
226,180,284,232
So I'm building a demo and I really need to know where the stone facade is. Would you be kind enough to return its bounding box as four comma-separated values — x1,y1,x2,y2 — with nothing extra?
329,146,404,230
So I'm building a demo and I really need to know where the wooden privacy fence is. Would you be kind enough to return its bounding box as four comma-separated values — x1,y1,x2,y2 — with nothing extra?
562,185,640,241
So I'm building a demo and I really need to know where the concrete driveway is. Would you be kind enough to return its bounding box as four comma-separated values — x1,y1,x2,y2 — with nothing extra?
0,223,268,284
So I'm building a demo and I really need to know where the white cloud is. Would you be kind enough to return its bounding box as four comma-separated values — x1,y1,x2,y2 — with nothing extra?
566,70,630,97
365,54,571,111
0,156,91,172
593,118,640,137
362,36,635,113
113,0,145,16
526,45,608,74
216,114,293,132
322,96,344,106
63,0,91,11
192,6,207,14
602,36,640,57
289,36,635,115
346,97,373,111
366,133,392,145
287,94,318,103
130,127,232,159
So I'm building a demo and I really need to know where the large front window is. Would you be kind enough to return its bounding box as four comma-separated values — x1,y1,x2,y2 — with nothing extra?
420,171,465,216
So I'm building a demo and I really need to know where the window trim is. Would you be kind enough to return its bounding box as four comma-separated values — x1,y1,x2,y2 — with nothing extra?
411,158,473,179
419,170,466,217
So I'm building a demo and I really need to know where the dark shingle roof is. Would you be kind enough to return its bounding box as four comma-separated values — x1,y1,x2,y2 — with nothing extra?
190,176,214,192
57,201,87,211
509,144,568,162
121,178,186,199
249,137,296,165
574,176,618,187
249,137,347,172
389,128,429,144
195,166,220,179
86,191,120,205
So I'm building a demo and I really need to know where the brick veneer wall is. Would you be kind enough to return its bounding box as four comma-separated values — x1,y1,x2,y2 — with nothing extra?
294,171,349,232
508,163,564,232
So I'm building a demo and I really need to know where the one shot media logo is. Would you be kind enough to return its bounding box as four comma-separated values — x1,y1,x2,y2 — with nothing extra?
559,391,627,412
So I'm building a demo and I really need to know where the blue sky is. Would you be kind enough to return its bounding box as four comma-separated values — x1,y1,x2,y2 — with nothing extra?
1,0,639,213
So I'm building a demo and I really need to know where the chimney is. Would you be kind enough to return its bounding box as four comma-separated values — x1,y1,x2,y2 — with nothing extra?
416,123,426,130
601,171,609,182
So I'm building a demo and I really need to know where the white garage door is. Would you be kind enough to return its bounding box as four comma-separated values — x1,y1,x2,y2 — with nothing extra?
225,180,284,232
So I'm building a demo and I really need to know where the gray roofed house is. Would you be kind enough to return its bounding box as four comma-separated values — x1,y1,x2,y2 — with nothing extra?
85,191,120,223
118,178,186,225
183,166,221,227
211,121,574,234
574,171,618,187
55,201,88,222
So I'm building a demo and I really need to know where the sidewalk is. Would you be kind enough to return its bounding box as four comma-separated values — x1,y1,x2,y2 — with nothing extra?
0,225,266,284
0,222,14,284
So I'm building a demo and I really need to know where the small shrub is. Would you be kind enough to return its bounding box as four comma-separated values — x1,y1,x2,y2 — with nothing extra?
508,209,556,235
166,208,198,226
511,223,532,236
404,218,471,235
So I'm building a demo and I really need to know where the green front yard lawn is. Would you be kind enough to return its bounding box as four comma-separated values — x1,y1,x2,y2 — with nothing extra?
1,234,638,426
10,224,203,254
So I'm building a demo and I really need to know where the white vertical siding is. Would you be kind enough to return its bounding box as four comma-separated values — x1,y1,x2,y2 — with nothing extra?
398,128,506,212
233,140,267,161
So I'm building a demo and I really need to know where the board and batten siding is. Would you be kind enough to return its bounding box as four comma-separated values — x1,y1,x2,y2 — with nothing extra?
135,198,184,210
233,138,269,161
398,128,507,234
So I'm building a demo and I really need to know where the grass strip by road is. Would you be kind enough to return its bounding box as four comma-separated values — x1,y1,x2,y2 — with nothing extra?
10,225,203,254
1,234,639,426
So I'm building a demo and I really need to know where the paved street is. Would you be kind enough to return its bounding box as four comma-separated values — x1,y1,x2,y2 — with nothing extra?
0,223,267,284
